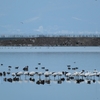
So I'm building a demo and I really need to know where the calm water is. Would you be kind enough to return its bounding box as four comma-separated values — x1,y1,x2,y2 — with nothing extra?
0,47,100,100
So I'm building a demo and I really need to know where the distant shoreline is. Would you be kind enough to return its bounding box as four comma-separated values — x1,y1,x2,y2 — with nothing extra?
0,37,100,46
0,46,100,52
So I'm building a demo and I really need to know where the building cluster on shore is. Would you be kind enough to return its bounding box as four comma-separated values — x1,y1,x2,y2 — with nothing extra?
0,36,100,46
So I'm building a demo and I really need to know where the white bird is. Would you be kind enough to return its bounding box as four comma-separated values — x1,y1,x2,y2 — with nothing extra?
37,72,43,80
12,73,16,77
85,71,90,77
65,72,71,77
24,72,29,80
57,72,63,76
57,72,63,80
44,72,52,80
97,72,100,77
16,71,23,80
29,71,35,76
73,72,79,76
96,72,100,82
24,72,29,75
52,72,58,80
16,71,23,76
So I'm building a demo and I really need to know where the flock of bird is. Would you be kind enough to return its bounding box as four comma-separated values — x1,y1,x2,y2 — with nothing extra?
0,63,100,85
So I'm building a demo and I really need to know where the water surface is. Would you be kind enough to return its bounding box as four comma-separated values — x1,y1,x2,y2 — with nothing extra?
0,47,100,100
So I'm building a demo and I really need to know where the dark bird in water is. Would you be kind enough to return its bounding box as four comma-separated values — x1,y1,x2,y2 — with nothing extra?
45,69,49,71
38,63,41,65
75,67,78,69
67,65,71,70
72,67,78,70
72,68,76,70
67,65,71,68
15,67,19,69
4,78,7,82
35,67,38,70
41,67,45,69
8,66,12,68
7,78,13,83
3,72,6,76
1,64,3,66
68,67,71,70
7,72,10,75
29,78,35,82
23,66,29,71
0,72,2,76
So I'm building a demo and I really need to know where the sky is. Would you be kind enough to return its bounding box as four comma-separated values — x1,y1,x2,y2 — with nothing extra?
0,0,100,35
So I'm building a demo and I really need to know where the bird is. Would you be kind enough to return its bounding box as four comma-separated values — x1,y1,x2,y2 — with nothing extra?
41,67,45,69
96,72,100,77
93,69,98,74
8,66,12,68
38,63,41,65
68,67,71,70
12,73,16,77
3,72,6,76
15,67,19,69
75,67,78,70
16,71,23,80
29,71,35,76
57,72,63,81
0,72,2,76
84,71,90,79
24,72,29,80
23,66,29,71
40,80,45,85
29,78,35,82
7,72,10,75
45,69,49,71
67,65,71,67
87,80,91,84
4,78,7,82
1,64,3,66
36,80,41,85
57,80,62,84
7,78,13,83
44,72,52,80
13,77,19,82
72,68,76,70
52,72,58,80
37,72,43,80
65,72,71,77
35,67,38,70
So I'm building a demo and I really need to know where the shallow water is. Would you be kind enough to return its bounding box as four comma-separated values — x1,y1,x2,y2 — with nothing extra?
0,47,100,100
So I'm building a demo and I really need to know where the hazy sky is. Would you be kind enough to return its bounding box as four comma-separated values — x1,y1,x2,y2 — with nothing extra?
0,0,100,35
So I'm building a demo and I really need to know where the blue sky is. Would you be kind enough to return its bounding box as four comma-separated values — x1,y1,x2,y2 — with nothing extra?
0,0,100,35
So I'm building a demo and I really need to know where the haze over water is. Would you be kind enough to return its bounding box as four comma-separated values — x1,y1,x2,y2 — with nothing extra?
0,47,100,100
